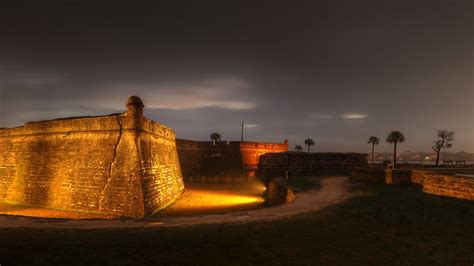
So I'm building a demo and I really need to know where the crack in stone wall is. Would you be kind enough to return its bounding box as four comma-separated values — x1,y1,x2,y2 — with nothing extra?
99,115,123,211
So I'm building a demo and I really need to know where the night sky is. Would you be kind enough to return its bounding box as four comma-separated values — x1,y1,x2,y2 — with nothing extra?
0,0,472,153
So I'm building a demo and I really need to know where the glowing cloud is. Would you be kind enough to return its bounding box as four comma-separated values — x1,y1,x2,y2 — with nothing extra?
244,124,258,128
340,113,367,119
114,78,256,111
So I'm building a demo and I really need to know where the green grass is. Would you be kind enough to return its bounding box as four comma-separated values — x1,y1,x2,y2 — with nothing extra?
0,183,473,265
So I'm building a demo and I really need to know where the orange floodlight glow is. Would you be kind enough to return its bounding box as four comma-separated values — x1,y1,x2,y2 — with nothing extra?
168,189,264,211
159,181,267,216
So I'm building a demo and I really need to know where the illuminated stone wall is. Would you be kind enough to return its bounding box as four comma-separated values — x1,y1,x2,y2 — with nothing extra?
257,152,369,180
140,118,185,214
240,140,289,177
421,173,474,200
385,169,474,200
176,139,288,182
0,96,184,218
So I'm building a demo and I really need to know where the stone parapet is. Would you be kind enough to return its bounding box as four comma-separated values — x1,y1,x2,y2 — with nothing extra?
257,152,368,180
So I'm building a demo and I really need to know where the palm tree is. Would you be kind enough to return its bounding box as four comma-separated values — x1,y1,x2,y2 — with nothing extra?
295,145,303,152
432,130,455,166
304,138,315,153
386,131,405,168
210,132,221,145
367,136,380,164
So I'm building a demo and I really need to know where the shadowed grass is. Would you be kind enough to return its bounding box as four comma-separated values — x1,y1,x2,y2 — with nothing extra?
0,183,472,265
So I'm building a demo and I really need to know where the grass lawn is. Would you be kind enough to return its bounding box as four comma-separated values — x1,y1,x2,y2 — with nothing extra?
0,182,472,265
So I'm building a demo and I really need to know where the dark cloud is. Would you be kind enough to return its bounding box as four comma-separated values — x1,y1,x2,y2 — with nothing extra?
0,0,472,152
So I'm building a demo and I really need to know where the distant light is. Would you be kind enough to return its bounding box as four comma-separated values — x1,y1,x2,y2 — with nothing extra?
341,113,367,119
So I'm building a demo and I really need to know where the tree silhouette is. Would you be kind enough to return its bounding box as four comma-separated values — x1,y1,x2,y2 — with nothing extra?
367,136,380,164
210,132,221,145
295,145,303,152
304,138,315,153
432,130,455,166
386,131,405,168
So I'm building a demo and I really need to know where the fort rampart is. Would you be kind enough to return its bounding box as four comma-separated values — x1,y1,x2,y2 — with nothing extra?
257,152,368,180
0,96,184,218
176,139,288,183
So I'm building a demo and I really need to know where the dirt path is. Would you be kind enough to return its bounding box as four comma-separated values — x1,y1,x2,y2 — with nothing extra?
0,176,354,229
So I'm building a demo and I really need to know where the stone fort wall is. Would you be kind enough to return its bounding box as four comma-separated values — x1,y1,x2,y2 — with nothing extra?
176,139,288,183
0,96,184,218
257,152,368,180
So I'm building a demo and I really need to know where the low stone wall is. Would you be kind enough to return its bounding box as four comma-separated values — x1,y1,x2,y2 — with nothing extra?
382,168,474,201
265,177,295,206
258,152,368,180
349,165,474,201
409,170,444,185
350,167,385,183
422,173,474,200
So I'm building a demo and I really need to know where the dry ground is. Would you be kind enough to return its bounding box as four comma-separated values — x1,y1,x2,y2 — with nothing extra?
0,178,472,265
0,176,352,228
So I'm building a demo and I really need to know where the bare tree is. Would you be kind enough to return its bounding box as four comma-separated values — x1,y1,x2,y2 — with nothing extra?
210,132,221,145
432,130,455,166
295,145,303,152
386,131,405,168
304,138,315,153
367,136,380,164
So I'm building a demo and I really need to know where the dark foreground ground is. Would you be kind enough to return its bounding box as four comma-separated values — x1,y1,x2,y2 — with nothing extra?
0,182,473,265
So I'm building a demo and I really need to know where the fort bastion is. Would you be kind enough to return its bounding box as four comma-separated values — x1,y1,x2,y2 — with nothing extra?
0,96,184,218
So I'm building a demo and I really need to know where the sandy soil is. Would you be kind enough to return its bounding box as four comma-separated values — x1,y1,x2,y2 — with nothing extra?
0,176,354,229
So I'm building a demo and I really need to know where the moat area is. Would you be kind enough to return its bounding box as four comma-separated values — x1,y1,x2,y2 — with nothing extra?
0,176,472,265
0,176,348,228
0,181,266,220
